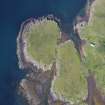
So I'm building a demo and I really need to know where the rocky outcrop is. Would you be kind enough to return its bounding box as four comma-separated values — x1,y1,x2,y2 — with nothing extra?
19,68,53,105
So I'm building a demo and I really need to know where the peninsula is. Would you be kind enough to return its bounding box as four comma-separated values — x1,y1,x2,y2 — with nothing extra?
17,0,105,105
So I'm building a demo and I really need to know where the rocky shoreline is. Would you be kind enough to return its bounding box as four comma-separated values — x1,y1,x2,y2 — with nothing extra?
17,16,69,105
16,0,99,105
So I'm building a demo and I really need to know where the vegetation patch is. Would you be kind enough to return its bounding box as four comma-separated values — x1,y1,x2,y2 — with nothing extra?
25,19,60,65
80,0,105,91
53,41,87,103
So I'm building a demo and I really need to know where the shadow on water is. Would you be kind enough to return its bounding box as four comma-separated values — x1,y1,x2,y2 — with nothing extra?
0,0,86,105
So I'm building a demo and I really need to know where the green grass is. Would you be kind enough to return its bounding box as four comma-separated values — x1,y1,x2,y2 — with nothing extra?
53,41,87,103
25,19,60,65
80,0,105,90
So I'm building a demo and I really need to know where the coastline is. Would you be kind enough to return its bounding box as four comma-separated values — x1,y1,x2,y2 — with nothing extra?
17,18,35,70
16,0,96,105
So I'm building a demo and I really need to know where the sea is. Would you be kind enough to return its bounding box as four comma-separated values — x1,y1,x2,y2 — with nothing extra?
0,0,86,105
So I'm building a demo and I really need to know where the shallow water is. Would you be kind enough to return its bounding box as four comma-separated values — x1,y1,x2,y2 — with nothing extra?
0,0,86,105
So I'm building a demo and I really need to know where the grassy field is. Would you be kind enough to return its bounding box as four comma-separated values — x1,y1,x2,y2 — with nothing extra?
80,0,105,91
53,41,87,103
25,19,60,65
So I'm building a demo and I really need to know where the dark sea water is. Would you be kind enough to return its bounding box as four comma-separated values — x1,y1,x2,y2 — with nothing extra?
0,0,86,105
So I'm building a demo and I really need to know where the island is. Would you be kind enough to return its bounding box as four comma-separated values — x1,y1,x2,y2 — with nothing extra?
16,0,105,105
